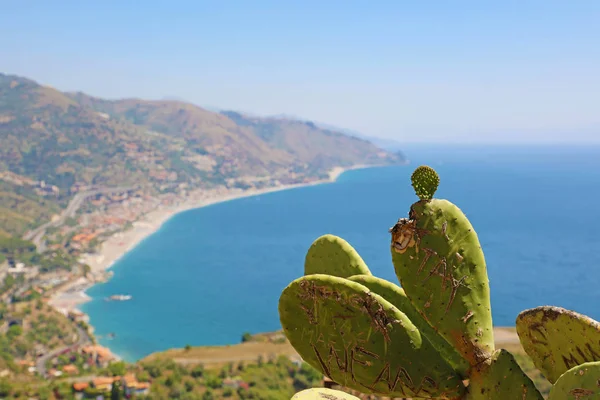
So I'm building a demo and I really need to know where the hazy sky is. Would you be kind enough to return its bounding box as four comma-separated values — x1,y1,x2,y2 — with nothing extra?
1,1,599,143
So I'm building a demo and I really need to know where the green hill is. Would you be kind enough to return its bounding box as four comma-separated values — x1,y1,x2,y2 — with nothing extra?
0,73,405,236
66,94,403,178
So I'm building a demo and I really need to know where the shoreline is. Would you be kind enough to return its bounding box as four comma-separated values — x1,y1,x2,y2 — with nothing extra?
82,164,366,276
47,164,382,353
143,326,520,366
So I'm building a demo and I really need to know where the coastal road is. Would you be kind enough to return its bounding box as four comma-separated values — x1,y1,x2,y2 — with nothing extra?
24,186,135,251
36,324,92,378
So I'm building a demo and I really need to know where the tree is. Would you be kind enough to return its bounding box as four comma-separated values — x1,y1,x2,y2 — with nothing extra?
55,382,73,398
204,375,222,389
0,380,11,397
137,370,151,382
0,237,35,255
7,324,22,340
108,361,127,376
184,344,191,352
37,386,52,400
299,362,322,385
65,217,78,227
165,375,175,387
190,364,204,378
168,384,184,398
241,332,252,342
293,373,311,391
15,341,30,357
202,389,214,400
111,381,123,400
3,274,15,290
145,363,162,378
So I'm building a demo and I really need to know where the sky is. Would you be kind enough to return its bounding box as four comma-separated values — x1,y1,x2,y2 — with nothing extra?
1,1,599,144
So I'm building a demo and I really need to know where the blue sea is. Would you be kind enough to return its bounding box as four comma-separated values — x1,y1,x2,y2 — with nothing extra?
81,145,600,362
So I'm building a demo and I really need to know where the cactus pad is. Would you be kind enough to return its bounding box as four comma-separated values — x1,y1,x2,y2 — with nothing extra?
411,165,440,200
279,274,465,398
348,274,469,375
390,198,494,365
548,361,600,400
291,388,360,399
304,234,371,278
516,306,600,383
466,349,544,400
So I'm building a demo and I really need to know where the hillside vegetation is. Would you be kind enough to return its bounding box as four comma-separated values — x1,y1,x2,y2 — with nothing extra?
0,73,404,237
0,180,62,237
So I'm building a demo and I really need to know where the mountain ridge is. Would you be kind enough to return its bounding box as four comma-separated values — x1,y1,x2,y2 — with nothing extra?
0,72,405,236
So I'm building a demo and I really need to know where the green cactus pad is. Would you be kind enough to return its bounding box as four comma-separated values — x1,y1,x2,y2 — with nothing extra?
291,388,360,399
411,165,440,200
304,234,371,278
548,361,600,400
466,349,544,400
347,274,469,376
516,306,600,384
279,274,465,398
390,198,494,365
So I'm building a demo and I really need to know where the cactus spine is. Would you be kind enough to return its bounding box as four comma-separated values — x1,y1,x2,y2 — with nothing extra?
279,166,543,399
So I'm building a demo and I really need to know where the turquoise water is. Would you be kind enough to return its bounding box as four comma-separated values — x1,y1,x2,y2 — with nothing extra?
82,145,600,362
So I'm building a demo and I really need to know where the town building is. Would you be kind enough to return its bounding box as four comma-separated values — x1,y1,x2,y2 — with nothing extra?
81,345,115,368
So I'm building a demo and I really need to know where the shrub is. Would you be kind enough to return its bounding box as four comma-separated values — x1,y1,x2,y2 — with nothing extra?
190,364,204,378
241,332,252,342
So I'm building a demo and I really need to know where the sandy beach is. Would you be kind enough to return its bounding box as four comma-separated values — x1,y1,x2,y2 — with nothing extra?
48,165,373,315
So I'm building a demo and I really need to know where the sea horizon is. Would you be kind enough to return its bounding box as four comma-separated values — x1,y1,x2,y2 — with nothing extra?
81,144,600,362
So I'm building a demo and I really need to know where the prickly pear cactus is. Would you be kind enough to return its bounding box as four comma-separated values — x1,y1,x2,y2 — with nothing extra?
304,234,371,278
280,165,544,400
411,165,440,200
390,167,494,365
548,361,600,400
291,388,360,399
466,350,544,400
279,274,466,398
347,274,469,376
516,306,600,383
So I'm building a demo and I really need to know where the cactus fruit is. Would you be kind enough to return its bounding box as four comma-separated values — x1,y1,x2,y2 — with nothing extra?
291,388,361,399
279,274,466,399
280,165,544,399
347,274,470,376
547,361,600,400
304,234,371,278
516,306,600,384
411,165,440,200
390,168,494,365
466,349,543,400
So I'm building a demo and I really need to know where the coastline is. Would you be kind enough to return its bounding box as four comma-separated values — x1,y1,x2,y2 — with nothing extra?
47,164,379,343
